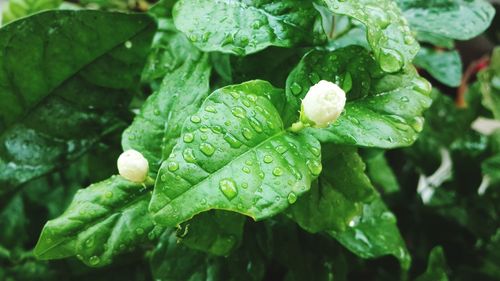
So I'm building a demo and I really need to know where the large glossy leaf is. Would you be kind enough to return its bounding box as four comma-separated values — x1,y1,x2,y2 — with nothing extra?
177,211,245,256
1,0,61,24
0,11,155,196
288,145,376,233
397,0,495,41
172,0,318,56
328,196,411,270
414,48,462,88
122,54,211,172
150,80,322,227
34,176,163,267
321,0,419,73
285,46,432,148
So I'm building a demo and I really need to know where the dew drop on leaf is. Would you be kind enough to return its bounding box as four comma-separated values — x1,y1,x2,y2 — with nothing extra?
167,161,179,172
199,143,215,156
287,192,297,204
306,160,322,176
219,178,238,200
89,256,101,266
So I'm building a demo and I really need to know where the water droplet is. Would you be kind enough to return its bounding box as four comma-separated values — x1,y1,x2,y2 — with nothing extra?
309,72,320,84
160,174,168,182
245,160,253,166
211,125,223,134
205,105,217,113
124,41,132,48
413,77,432,94
202,31,211,42
242,128,254,140
242,167,251,174
85,237,95,248
190,116,201,123
224,133,243,148
200,143,215,156
379,48,404,73
168,161,179,172
249,117,263,133
135,228,145,235
290,82,302,95
287,192,297,204
381,211,397,223
290,167,302,180
263,155,273,163
410,116,424,132
307,160,322,176
241,182,248,189
231,106,246,118
219,178,238,200
189,34,198,42
200,134,208,141
183,148,196,163
273,167,283,176
183,133,194,143
400,96,410,102
308,146,320,157
275,145,287,154
89,256,101,266
200,198,207,205
104,191,113,198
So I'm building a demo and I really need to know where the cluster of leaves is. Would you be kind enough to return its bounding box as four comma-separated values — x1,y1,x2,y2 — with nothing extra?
0,0,498,280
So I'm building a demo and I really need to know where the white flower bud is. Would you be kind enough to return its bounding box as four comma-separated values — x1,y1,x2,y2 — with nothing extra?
117,149,149,183
301,80,346,128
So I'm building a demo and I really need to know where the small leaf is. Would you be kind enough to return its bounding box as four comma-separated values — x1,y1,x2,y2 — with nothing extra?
415,247,449,281
122,54,212,172
177,211,245,256
288,145,376,233
397,0,495,41
479,47,500,119
364,151,400,194
414,48,462,87
172,0,318,56
0,11,155,195
322,0,419,72
34,176,163,267
328,196,412,270
150,80,322,227
286,46,432,148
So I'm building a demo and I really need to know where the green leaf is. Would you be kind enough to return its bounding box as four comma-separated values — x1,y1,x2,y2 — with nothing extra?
328,196,411,270
150,80,322,227
0,195,27,247
321,0,419,73
122,54,212,173
415,247,449,281
141,18,201,86
288,145,376,233
479,47,500,119
34,176,163,267
397,0,495,41
482,154,500,186
364,151,400,194
151,230,266,281
172,0,318,56
414,48,462,87
285,46,432,148
0,11,155,195
1,0,62,24
177,211,245,256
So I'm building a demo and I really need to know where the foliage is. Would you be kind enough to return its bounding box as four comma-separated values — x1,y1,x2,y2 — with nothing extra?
0,0,498,280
